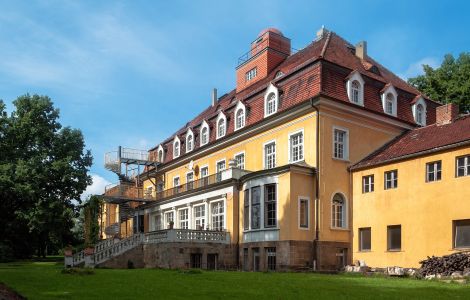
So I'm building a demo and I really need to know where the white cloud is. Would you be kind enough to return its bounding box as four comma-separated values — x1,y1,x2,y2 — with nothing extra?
399,57,440,80
81,173,112,201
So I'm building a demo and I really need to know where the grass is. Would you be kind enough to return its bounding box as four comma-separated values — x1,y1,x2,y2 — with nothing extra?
0,259,469,299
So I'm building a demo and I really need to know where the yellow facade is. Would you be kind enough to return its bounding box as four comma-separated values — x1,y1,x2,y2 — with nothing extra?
353,146,470,268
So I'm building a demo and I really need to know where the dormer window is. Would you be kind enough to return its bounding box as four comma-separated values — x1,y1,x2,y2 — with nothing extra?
381,85,397,117
200,120,210,146
173,136,181,158
216,112,226,139
264,83,279,117
234,101,246,131
412,97,427,126
275,71,284,79
186,129,194,152
346,71,364,106
157,145,164,163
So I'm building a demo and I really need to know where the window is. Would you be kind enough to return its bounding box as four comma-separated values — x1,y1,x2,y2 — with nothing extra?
186,131,193,152
244,190,250,230
454,219,470,249
190,254,202,268
299,198,309,229
426,161,442,182
359,228,371,251
381,85,397,116
211,201,224,230
266,247,276,271
384,170,398,189
173,139,180,158
243,248,249,271
351,80,360,104
333,128,349,160
331,193,346,228
235,152,245,169
362,175,374,193
186,172,194,190
165,211,174,228
200,166,208,178
245,67,257,81
289,131,304,162
346,71,364,106
173,176,180,188
264,142,276,169
157,182,164,193
266,93,277,116
217,118,226,139
416,104,424,125
158,148,164,163
235,108,245,130
194,205,205,230
216,160,225,182
413,98,427,126
179,209,188,229
251,186,261,229
200,122,209,146
456,155,470,177
387,225,401,251
154,214,162,231
264,184,276,228
385,93,394,115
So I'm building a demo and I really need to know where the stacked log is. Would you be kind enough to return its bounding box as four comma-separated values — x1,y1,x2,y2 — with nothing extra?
419,252,470,277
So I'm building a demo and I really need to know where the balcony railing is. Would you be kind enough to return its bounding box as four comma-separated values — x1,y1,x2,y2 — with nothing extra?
144,229,230,244
104,147,159,173
104,168,250,202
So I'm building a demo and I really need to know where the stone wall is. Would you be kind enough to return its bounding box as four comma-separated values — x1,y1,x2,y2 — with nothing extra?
314,240,350,271
97,245,144,269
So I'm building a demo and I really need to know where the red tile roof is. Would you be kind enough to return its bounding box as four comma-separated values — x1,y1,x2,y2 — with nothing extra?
351,114,470,170
150,30,440,164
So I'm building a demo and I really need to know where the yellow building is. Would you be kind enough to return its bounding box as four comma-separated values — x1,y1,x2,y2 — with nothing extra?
88,27,442,271
351,104,470,268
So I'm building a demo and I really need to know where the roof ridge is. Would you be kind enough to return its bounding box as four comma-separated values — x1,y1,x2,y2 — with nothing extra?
320,31,332,58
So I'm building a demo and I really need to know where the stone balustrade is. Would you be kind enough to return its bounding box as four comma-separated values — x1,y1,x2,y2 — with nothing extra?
144,229,230,244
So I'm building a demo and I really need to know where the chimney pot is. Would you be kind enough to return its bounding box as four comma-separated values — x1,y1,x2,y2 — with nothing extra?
436,103,459,126
355,41,367,60
211,88,217,107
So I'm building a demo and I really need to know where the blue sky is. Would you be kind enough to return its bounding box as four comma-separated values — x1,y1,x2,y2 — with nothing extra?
0,0,469,198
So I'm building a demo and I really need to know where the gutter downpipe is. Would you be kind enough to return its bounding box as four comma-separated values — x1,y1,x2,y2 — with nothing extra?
310,98,320,271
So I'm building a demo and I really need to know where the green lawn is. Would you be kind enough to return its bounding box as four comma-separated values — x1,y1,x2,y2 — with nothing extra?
1,260,469,299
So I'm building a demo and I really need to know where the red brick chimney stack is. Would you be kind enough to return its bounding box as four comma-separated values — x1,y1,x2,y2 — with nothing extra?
436,103,459,126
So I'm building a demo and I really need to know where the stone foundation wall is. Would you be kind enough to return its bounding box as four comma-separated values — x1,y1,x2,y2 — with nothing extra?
97,245,144,269
314,240,350,271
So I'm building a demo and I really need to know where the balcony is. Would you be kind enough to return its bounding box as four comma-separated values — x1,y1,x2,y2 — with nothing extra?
104,167,250,203
104,147,159,174
145,229,230,244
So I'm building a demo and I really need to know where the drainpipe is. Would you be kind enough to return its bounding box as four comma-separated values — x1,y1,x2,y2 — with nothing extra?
310,98,320,270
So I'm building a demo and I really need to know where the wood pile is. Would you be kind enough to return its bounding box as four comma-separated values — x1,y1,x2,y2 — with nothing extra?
419,252,470,276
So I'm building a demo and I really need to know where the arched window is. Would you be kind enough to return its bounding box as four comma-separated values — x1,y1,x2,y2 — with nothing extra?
186,134,193,152
266,93,277,115
235,108,245,130
174,140,180,158
331,193,346,228
351,80,360,104
201,127,208,145
385,93,394,115
158,149,163,162
416,104,424,125
217,118,225,138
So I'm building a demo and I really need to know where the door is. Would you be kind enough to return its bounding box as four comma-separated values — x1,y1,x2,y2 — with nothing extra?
216,160,225,182
207,254,218,270
253,248,260,271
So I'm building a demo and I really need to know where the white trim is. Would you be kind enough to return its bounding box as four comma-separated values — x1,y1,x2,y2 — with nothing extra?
186,170,194,183
264,83,279,118
199,120,210,146
234,101,246,131
298,196,310,230
192,203,206,230
263,139,277,169
288,128,305,163
242,175,279,190
216,111,227,139
332,126,349,161
185,128,194,153
346,71,365,106
157,145,165,163
234,150,246,169
215,158,226,173
199,164,209,178
172,175,180,188
208,198,226,230
381,85,398,117
173,136,181,158
330,191,348,229
412,97,427,126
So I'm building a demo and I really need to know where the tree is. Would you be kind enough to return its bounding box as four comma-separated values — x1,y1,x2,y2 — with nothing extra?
0,94,93,258
408,53,470,113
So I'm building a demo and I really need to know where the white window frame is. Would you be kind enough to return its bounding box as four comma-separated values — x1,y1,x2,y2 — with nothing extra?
157,145,165,163
234,151,246,170
173,136,181,158
164,211,174,228
199,164,209,178
331,192,347,229
215,159,226,173
210,199,225,231
412,97,427,126
153,213,162,231
199,120,210,146
185,129,194,153
193,204,206,230
173,176,180,188
426,160,442,182
332,126,349,161
288,129,304,163
381,85,398,117
346,71,364,106
234,101,246,131
456,155,470,177
263,140,277,169
264,83,279,118
298,196,310,230
186,171,194,189
178,208,189,229
362,175,374,193
216,112,227,139
384,170,398,189
245,67,257,81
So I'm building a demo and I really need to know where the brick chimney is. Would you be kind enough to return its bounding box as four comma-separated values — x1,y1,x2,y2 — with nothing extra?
236,28,290,92
355,41,367,60
436,103,459,126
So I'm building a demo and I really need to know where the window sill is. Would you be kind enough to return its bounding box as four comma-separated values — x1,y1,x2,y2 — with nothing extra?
386,249,403,253
332,157,350,163
330,227,349,231
452,247,470,251
357,250,371,253
243,228,279,233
